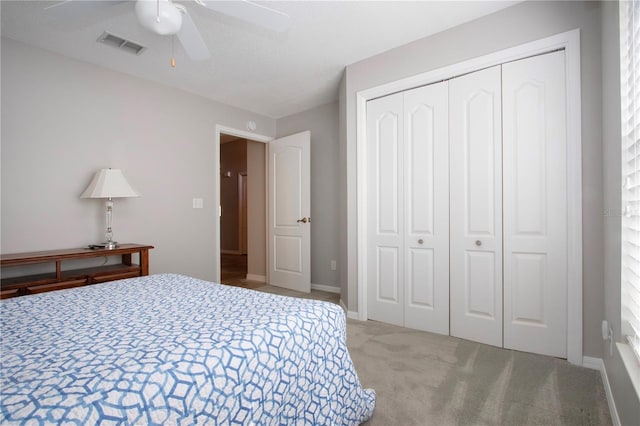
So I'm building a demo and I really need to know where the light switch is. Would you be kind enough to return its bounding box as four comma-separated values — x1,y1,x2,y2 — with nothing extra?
192,198,203,209
331,260,337,271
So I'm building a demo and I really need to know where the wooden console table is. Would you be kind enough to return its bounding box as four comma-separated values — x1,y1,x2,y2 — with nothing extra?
1,244,154,299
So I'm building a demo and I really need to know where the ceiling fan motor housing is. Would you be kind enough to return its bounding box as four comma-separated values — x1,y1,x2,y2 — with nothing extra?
135,0,183,35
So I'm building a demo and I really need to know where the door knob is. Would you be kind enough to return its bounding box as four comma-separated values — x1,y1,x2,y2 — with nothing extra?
418,239,424,245
297,217,309,223
475,240,482,246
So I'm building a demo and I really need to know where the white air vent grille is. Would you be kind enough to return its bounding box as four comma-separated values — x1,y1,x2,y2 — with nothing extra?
97,32,146,55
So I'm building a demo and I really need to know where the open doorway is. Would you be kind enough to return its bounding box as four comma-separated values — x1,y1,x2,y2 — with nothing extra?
219,133,266,288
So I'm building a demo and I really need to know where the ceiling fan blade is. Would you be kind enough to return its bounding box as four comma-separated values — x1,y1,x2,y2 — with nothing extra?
177,8,211,61
200,0,291,33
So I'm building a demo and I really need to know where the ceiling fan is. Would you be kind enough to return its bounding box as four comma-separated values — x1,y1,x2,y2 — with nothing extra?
45,0,292,62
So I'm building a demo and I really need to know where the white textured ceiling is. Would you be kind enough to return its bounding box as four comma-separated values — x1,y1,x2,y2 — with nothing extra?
1,1,519,118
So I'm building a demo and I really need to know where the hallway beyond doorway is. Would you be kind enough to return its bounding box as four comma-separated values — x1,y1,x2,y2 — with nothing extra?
220,253,263,289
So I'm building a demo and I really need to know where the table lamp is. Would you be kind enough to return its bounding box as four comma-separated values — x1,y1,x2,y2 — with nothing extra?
81,168,140,249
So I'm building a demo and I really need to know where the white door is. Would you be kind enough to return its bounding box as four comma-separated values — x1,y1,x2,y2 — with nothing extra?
367,93,404,327
403,83,449,334
267,131,311,292
502,51,567,358
449,66,503,347
366,82,449,334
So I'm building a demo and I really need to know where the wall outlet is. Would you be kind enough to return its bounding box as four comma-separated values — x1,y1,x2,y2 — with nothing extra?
331,260,337,271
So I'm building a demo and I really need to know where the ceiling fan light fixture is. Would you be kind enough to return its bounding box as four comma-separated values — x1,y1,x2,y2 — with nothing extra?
135,0,183,35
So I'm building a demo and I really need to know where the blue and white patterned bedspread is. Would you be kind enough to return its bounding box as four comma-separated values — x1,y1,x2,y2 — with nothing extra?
1,274,375,424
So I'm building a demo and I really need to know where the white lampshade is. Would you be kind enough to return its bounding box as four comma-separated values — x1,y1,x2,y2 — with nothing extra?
81,169,140,199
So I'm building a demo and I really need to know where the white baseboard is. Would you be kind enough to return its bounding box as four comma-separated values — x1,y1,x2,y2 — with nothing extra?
582,356,602,370
311,283,340,294
346,310,359,320
339,299,360,320
245,274,266,282
347,311,360,321
583,356,620,426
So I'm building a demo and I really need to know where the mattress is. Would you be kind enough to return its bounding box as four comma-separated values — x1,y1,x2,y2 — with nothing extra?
1,274,375,424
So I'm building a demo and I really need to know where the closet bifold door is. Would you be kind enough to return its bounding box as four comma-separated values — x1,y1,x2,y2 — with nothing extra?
449,66,503,347
502,51,567,358
403,83,449,334
366,82,449,334
367,92,405,327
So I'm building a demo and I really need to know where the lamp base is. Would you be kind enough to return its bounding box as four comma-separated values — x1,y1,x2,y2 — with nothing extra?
89,241,119,250
103,241,119,250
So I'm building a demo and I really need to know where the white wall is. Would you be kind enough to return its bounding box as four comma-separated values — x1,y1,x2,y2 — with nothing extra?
276,102,340,289
343,0,604,359
601,1,640,424
1,38,276,282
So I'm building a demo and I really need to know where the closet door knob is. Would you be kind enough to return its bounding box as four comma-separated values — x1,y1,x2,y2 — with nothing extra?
418,239,424,245
475,240,482,246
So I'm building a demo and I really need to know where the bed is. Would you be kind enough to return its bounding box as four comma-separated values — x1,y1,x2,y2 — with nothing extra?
1,274,375,424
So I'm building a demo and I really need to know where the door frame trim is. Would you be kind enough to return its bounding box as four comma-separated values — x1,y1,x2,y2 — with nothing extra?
355,29,583,364
214,125,272,283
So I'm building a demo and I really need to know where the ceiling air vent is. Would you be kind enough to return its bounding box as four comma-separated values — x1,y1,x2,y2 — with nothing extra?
97,32,146,56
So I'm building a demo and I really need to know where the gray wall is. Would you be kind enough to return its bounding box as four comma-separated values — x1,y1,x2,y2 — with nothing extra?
276,102,340,289
342,0,604,360
0,38,340,290
1,38,276,282
601,1,640,424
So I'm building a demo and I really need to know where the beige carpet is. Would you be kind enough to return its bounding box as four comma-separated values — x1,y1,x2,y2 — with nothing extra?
348,319,612,426
247,284,610,425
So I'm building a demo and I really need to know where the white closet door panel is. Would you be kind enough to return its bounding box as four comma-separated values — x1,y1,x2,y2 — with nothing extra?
403,82,449,334
465,251,498,317
367,93,404,327
450,66,503,347
377,246,400,301
407,248,434,305
503,51,567,358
